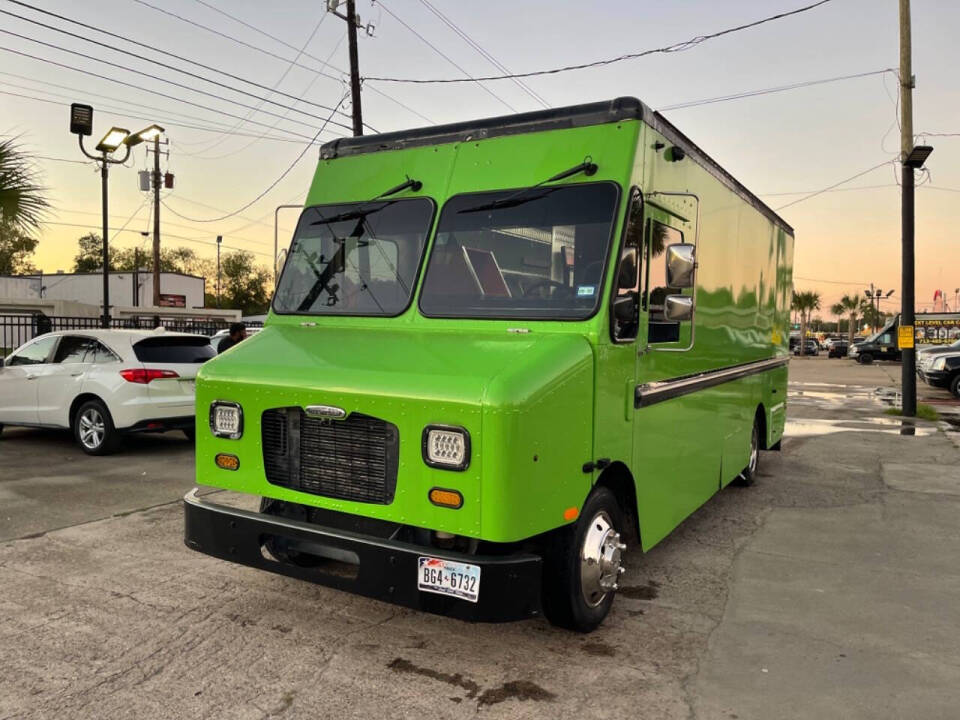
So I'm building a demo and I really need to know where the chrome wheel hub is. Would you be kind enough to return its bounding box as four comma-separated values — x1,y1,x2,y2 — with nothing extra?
580,511,626,607
79,409,105,450
748,427,759,475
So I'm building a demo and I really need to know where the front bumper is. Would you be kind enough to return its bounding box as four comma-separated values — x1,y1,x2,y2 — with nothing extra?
918,369,950,388
183,489,543,622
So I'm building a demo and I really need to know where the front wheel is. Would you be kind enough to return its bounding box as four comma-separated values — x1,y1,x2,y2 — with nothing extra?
858,352,874,365
73,399,121,455
542,486,626,633
734,417,761,486
950,374,960,399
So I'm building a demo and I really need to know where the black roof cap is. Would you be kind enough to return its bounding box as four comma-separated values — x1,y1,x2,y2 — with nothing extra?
320,97,652,160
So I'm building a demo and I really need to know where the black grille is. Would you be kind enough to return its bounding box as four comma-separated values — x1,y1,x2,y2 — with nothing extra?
261,408,399,504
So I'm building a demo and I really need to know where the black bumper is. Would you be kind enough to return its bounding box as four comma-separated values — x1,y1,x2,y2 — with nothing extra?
183,490,543,622
918,369,950,388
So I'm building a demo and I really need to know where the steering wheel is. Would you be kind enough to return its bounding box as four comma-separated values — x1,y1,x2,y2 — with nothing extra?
522,278,574,299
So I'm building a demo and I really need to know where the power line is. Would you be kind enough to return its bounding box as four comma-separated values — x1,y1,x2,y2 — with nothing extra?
760,183,898,197
0,45,346,142
0,75,328,145
40,220,273,257
366,0,837,83
0,10,360,132
414,0,549,108
659,69,895,111
374,1,517,112
161,94,350,223
32,154,93,165
775,160,894,211
128,0,435,126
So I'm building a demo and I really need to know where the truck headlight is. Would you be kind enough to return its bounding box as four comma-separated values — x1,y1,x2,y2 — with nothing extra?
210,401,243,439
422,425,470,470
931,357,947,371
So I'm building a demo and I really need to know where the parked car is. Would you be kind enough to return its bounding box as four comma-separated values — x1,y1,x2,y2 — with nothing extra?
793,339,819,356
917,338,960,374
0,329,215,454
828,339,849,358
918,350,960,397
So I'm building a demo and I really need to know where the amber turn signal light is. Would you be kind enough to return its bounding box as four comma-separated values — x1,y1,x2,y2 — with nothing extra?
215,453,240,471
428,487,463,509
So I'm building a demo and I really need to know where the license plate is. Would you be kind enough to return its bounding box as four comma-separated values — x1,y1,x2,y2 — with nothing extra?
417,556,480,603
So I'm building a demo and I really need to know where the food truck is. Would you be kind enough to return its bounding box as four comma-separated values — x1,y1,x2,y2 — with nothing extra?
184,97,794,631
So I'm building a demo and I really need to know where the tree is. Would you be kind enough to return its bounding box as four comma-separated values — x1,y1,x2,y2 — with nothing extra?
0,137,49,232
73,233,106,272
220,250,270,315
831,293,868,346
0,218,38,274
791,290,821,356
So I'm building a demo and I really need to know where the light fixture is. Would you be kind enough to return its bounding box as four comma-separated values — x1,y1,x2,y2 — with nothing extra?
124,124,165,148
904,145,933,169
95,127,130,152
885,289,895,298
69,103,93,136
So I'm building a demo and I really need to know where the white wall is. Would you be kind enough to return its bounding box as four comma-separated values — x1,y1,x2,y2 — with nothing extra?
2,272,206,309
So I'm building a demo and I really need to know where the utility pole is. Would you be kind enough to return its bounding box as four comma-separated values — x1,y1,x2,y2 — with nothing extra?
216,235,222,309
328,0,365,136
151,136,162,306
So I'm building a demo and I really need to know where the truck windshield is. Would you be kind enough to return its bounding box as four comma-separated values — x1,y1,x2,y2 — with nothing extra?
419,183,619,319
273,198,435,316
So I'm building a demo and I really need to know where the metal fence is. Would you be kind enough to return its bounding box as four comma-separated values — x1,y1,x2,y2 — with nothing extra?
0,314,263,356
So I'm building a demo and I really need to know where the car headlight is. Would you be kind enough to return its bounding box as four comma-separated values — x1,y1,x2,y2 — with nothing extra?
422,425,470,470
931,357,947,371
210,401,243,439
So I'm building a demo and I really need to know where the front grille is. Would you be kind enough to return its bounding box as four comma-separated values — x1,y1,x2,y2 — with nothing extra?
262,408,399,504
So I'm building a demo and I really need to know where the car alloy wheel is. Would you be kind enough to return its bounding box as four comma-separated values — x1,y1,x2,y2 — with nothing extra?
78,407,106,450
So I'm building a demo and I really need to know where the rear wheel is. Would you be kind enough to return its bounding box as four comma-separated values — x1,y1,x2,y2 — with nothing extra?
858,352,874,365
734,417,761,487
542,486,625,633
73,399,121,455
950,374,960,399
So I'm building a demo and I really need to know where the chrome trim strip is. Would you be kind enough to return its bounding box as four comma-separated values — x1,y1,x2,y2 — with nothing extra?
635,356,789,408
770,401,786,413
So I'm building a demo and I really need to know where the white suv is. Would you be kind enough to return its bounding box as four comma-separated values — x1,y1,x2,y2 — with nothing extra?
0,329,214,454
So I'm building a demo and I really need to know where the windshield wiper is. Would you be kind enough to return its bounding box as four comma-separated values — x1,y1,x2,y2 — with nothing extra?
457,159,598,214
310,176,423,226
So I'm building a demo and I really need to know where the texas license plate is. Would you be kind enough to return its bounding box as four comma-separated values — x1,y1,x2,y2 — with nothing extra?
417,556,481,603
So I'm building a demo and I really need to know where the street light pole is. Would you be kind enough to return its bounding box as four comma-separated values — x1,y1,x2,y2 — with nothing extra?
216,234,222,309
100,150,110,328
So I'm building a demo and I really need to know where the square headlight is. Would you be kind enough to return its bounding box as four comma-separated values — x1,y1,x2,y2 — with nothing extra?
422,425,470,471
210,401,243,439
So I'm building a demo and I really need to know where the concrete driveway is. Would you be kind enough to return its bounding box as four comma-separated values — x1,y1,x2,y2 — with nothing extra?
1,358,958,719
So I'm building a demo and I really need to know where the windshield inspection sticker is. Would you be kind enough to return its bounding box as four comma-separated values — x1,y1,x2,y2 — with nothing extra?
577,285,596,297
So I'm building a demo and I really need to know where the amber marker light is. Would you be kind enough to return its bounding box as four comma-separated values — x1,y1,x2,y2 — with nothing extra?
215,453,240,471
429,488,463,509
563,507,579,522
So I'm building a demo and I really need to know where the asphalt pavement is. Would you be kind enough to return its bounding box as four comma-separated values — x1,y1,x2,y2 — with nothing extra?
1,356,958,719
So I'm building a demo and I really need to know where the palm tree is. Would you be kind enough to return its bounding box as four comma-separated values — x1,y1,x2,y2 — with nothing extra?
791,290,821,356
832,293,867,345
0,137,49,232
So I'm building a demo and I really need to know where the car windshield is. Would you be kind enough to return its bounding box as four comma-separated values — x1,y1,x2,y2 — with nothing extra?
273,198,435,316
418,183,619,319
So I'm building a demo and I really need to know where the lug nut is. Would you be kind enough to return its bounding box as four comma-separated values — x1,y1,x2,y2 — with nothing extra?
617,542,627,551
618,566,626,575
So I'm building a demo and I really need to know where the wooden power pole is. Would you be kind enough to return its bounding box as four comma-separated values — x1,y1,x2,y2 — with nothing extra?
899,0,916,417
329,0,364,136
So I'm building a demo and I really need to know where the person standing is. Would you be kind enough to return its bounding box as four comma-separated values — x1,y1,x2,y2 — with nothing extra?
217,323,247,354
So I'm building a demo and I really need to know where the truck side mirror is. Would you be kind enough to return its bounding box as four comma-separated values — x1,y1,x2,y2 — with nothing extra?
666,243,696,288
613,293,638,322
664,295,694,322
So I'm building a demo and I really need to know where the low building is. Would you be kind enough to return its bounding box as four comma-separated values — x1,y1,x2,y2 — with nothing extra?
0,271,205,309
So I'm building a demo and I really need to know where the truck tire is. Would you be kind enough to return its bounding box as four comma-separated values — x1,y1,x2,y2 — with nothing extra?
542,486,626,633
73,399,121,455
858,353,874,365
733,417,761,487
951,374,960,399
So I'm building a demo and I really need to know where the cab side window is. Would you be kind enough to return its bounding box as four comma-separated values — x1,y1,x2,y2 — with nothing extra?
610,190,642,342
645,221,684,344
8,336,57,366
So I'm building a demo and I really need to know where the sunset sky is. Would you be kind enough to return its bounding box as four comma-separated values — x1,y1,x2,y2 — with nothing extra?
2,0,958,317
